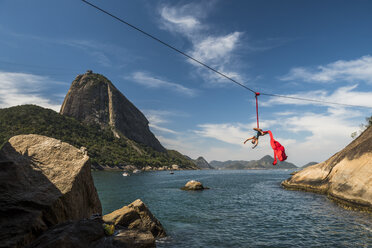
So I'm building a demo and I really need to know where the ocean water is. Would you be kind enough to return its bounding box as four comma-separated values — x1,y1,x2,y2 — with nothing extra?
92,170,372,247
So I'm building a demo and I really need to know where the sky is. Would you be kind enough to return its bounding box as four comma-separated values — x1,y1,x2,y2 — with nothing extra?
0,0,372,166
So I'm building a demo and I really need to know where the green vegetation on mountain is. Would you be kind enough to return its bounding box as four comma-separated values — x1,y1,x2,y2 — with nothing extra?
0,105,196,169
351,116,372,139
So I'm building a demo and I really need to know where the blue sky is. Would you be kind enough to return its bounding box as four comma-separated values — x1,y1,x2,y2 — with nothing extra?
1,0,372,166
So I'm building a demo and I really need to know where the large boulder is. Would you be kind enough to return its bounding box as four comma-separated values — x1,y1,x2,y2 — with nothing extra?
282,126,372,211
181,180,209,190
27,218,156,248
103,199,166,239
0,134,102,248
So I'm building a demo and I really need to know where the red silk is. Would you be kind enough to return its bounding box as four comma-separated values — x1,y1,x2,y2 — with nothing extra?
264,130,287,165
255,93,260,128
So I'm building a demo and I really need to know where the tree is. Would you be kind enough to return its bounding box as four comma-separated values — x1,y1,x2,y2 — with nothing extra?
351,116,372,139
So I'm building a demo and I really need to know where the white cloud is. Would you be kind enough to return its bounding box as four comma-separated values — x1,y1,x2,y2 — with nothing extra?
159,2,213,36
0,71,62,111
143,109,185,135
170,103,367,165
190,32,242,63
281,55,372,84
195,122,251,145
159,3,247,86
160,6,201,34
128,71,197,97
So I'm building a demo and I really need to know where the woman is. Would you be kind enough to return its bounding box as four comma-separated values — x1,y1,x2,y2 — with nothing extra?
243,128,266,149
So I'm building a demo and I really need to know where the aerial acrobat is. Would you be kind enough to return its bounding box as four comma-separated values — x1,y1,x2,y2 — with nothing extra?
244,128,287,165
243,92,287,165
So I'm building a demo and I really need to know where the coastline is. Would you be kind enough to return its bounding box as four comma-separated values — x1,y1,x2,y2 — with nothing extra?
281,180,372,213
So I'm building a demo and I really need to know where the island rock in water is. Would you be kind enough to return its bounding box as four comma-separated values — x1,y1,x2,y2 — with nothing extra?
282,126,372,211
60,70,165,152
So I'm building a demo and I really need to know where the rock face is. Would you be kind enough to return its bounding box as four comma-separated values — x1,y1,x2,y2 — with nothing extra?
194,157,214,169
282,126,372,211
301,161,318,168
181,180,209,190
0,134,102,248
103,199,166,239
28,218,156,248
60,71,165,152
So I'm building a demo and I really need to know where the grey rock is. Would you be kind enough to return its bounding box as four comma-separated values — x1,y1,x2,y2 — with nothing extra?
60,72,165,152
181,180,209,191
103,199,166,239
282,126,372,211
28,218,156,248
0,134,102,248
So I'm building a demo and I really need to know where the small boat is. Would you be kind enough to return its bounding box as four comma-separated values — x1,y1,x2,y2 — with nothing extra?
122,172,130,176
169,171,174,174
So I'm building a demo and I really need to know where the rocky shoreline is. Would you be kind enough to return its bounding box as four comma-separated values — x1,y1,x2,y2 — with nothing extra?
282,126,372,212
94,163,194,172
0,134,166,247
282,180,372,212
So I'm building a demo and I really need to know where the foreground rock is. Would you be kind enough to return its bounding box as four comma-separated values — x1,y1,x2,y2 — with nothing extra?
0,134,102,247
181,180,209,190
103,199,166,240
28,218,156,248
282,126,372,211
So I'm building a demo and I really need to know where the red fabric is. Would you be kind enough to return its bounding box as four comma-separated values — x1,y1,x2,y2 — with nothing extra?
255,94,259,129
264,130,287,165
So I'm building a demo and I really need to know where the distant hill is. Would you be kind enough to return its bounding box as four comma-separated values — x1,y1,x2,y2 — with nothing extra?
0,105,197,170
210,160,247,169
194,157,214,169
301,162,318,168
211,155,297,169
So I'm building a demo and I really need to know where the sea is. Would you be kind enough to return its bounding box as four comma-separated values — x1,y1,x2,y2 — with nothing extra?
92,170,372,248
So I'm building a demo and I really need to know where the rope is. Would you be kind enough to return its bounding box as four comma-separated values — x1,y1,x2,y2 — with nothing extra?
255,92,260,128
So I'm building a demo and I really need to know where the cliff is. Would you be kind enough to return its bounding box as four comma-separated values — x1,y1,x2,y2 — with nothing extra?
282,125,372,211
60,70,165,152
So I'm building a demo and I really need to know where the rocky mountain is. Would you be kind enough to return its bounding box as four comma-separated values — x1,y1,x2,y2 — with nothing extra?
211,155,297,169
301,162,318,168
282,125,372,211
194,156,214,169
0,105,197,170
60,70,165,152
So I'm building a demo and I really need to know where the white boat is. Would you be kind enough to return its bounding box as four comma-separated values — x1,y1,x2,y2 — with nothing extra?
122,172,130,176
